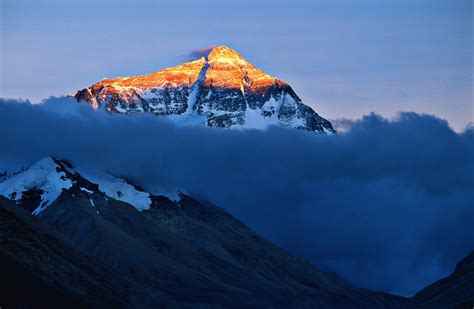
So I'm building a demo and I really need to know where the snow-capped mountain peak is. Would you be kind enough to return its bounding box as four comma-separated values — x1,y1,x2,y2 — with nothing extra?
206,46,253,67
0,157,181,215
73,46,336,133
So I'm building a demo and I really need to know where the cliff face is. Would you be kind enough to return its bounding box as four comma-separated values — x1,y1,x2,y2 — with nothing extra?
74,46,335,133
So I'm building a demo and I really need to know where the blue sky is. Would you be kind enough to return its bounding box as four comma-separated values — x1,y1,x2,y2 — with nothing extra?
1,0,472,130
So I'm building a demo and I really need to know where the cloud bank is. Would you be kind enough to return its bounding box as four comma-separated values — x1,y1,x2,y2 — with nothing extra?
0,97,473,295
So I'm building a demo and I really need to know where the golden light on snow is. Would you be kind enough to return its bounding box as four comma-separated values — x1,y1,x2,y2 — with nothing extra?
92,46,281,92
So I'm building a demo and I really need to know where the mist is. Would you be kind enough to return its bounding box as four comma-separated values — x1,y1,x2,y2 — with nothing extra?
1,97,472,295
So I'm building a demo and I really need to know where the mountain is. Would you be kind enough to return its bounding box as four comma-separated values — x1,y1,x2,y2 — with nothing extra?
0,196,129,308
0,156,180,215
73,46,336,133
0,157,410,308
413,251,474,308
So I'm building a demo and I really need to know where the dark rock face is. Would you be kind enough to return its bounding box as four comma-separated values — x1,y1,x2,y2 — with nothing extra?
73,46,336,134
0,197,130,308
413,251,474,308
17,187,44,213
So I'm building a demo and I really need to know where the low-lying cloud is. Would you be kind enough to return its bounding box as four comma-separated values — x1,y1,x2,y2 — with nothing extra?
1,97,473,295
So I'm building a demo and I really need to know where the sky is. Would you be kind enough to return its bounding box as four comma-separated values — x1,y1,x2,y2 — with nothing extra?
1,0,472,130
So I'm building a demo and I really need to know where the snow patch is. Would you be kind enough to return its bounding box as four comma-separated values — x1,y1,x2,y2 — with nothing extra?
80,171,152,211
152,188,182,203
0,157,72,215
185,62,210,114
80,187,94,194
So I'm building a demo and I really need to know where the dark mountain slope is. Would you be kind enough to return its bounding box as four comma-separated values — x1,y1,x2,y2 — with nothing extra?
0,197,130,308
38,188,410,307
413,251,474,308
0,157,415,307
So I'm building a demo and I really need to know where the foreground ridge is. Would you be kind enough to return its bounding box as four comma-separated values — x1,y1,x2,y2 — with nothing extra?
0,156,411,307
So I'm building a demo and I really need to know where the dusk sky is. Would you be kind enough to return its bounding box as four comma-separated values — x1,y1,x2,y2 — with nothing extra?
1,0,472,130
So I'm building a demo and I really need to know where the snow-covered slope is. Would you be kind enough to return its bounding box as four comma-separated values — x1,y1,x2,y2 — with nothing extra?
73,46,336,134
0,157,72,215
0,157,180,214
